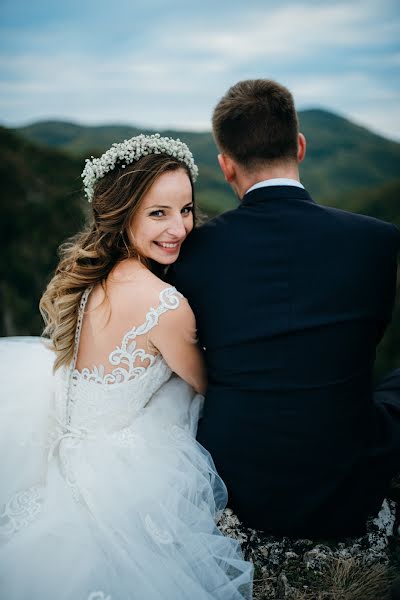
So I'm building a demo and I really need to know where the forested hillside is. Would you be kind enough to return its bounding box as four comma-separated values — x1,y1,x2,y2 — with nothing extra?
0,127,86,335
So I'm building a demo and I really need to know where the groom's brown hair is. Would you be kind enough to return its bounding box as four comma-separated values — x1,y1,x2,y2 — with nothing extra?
212,79,299,170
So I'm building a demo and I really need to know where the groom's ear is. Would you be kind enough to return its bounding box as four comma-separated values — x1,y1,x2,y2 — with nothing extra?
218,153,236,183
297,133,306,163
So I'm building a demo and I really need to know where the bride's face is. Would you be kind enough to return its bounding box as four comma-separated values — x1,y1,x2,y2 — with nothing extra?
129,168,194,265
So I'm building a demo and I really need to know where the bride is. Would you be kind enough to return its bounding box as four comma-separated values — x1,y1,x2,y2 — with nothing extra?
0,135,253,599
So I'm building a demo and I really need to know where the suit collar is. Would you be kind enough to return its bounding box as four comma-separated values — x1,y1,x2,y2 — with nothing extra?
245,178,305,194
240,185,315,208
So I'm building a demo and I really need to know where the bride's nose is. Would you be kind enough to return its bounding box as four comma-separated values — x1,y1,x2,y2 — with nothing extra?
166,214,187,238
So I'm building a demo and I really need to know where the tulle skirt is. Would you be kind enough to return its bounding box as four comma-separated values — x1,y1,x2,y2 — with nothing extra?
0,338,253,599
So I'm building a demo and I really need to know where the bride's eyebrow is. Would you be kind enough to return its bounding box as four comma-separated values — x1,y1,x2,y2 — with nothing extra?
147,202,193,210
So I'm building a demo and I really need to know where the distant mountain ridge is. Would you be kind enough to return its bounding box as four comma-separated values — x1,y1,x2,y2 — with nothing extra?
15,109,400,210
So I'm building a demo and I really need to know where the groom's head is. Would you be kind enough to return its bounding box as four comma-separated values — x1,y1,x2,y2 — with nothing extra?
212,79,306,197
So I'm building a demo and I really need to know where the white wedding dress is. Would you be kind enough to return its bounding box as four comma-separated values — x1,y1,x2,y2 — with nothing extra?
0,286,253,600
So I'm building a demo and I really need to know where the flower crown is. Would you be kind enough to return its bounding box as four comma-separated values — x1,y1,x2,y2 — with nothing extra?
81,133,199,202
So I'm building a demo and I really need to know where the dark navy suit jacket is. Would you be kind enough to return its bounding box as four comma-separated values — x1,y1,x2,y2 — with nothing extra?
169,185,400,537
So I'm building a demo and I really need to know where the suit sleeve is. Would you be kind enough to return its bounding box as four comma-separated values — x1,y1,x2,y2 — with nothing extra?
383,224,400,323
390,223,400,252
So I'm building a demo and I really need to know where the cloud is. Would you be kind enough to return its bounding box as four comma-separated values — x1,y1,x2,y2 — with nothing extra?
161,0,399,66
292,72,398,105
291,72,400,139
0,0,399,140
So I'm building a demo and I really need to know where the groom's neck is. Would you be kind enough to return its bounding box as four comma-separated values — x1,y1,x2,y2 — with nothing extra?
233,162,301,200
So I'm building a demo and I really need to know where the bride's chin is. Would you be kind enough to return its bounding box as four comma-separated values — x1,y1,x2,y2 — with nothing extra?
156,255,180,265
149,248,182,265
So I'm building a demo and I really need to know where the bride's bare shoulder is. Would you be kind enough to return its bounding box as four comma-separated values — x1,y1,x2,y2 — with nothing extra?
107,260,175,310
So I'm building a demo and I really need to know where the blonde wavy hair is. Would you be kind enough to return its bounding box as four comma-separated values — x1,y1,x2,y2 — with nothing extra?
40,153,195,371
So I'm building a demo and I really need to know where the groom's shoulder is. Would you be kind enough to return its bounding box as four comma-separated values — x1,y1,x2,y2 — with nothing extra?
323,203,400,248
173,210,238,270
187,208,239,244
324,202,399,232
200,207,240,231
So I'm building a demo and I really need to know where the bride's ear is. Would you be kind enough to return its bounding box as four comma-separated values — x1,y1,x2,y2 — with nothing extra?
218,153,236,183
297,133,306,163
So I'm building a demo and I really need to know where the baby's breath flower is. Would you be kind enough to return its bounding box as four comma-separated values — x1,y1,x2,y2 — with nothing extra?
81,134,199,202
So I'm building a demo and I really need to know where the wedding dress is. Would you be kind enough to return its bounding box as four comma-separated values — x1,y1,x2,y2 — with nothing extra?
0,286,253,599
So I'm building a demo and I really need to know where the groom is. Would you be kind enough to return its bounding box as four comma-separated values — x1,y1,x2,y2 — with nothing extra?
170,79,400,538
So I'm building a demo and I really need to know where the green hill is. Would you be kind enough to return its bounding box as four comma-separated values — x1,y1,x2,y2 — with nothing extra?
0,126,86,335
16,110,400,212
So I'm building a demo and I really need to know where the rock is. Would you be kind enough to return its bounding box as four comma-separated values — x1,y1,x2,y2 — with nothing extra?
276,572,298,599
303,545,333,571
218,498,398,599
284,551,299,562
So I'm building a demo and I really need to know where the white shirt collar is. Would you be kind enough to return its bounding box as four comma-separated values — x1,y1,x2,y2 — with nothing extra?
245,178,304,195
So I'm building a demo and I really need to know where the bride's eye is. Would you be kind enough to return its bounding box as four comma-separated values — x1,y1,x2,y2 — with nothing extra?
149,210,165,217
181,206,193,215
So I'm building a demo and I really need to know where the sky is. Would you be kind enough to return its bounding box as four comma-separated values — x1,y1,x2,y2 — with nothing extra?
1,0,399,141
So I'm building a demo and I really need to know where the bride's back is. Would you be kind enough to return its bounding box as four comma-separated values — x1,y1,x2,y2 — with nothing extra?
75,260,165,376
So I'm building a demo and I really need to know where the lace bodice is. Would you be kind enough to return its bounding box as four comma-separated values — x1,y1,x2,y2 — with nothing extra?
58,286,183,433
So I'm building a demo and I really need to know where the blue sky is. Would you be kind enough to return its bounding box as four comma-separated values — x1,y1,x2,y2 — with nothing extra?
1,0,399,140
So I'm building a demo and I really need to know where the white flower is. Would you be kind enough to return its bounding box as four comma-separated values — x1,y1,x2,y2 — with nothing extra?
81,134,199,202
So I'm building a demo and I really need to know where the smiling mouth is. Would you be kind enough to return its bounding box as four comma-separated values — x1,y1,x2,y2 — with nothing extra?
154,241,180,249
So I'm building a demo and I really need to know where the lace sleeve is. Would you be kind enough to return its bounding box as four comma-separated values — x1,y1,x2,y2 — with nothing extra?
149,289,206,394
